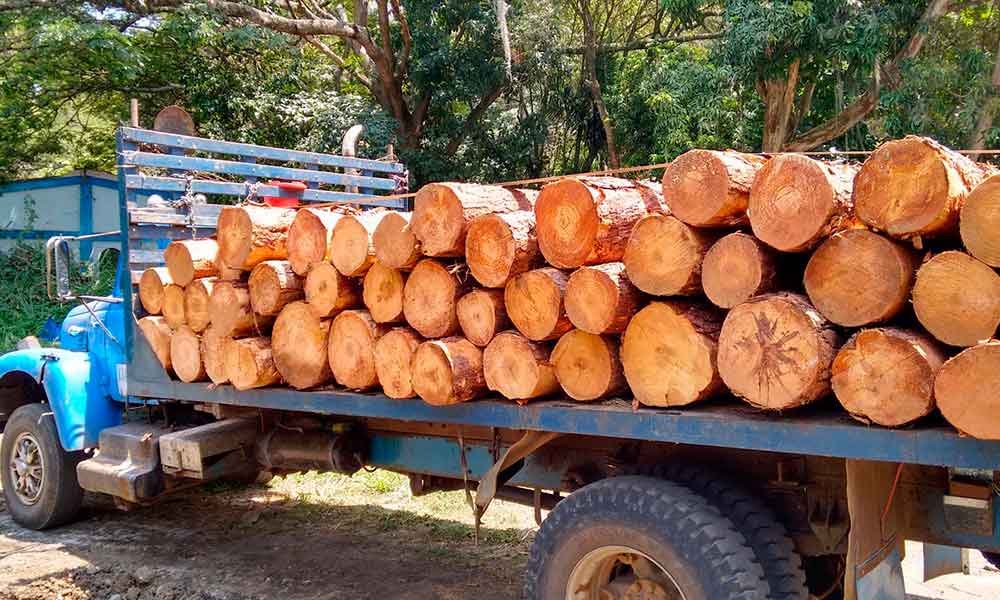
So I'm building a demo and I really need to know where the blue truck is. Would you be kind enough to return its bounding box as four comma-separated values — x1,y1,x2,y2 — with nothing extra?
1,126,999,600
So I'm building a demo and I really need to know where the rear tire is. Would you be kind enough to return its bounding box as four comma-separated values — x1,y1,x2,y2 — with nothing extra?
524,476,770,600
1,403,85,530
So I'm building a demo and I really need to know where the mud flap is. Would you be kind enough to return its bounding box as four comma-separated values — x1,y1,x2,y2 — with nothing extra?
844,459,906,600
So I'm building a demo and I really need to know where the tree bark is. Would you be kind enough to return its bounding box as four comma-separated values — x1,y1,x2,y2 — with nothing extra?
912,250,1000,346
137,316,172,373
702,233,778,309
225,336,282,390
505,267,573,341
623,214,718,295
329,309,390,390
248,260,304,316
934,340,1000,440
209,280,274,337
402,259,468,338
373,327,422,399
330,210,384,277
373,211,422,270
164,239,218,286
483,330,560,401
662,150,767,227
960,174,1000,266
565,262,641,334
551,329,627,401
466,211,541,287
272,301,334,389
457,289,509,347
216,205,296,270
411,337,486,405
170,325,207,383
183,277,219,333
138,267,172,315
287,207,345,275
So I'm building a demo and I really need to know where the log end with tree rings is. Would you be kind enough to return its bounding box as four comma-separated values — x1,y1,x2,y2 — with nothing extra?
201,324,231,384
402,259,464,338
271,301,333,389
164,239,218,287
622,214,710,296
373,327,422,399
217,205,295,270
620,302,722,407
483,330,559,401
373,211,421,270
137,316,172,373
504,267,572,341
831,328,944,427
363,262,406,323
330,212,380,276
804,229,917,327
138,267,172,315
287,207,342,275
534,177,600,268
305,262,360,319
162,284,187,329
564,262,640,334
412,183,533,257
184,277,218,333
718,293,839,410
960,174,1000,266
465,211,539,288
456,288,508,347
661,149,765,227
225,336,281,391
248,260,303,316
934,341,1000,440
550,329,626,401
411,337,486,405
912,251,1000,346
329,310,385,390
170,325,206,383
702,233,777,309
208,280,273,338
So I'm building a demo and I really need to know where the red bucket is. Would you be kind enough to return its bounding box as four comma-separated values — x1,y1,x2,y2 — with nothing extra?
263,180,307,208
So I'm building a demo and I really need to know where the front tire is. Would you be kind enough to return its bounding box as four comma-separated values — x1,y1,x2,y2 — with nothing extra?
524,476,770,600
1,403,85,529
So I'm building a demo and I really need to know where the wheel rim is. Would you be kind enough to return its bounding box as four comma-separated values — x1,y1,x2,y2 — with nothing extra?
566,545,686,600
9,432,45,505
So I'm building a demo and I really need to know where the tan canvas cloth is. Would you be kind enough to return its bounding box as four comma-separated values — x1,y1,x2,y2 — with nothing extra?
844,459,906,600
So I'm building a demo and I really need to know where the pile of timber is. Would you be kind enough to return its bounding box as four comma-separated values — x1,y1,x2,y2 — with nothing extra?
136,136,1000,440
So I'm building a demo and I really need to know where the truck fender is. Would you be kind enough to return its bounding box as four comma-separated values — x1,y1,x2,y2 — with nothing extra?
0,348,121,451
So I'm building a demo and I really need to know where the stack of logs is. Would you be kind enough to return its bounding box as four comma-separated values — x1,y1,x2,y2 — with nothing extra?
136,135,1000,440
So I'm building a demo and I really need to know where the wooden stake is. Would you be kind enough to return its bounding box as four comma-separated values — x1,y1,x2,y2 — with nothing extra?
960,174,1000,266
566,262,642,334
170,326,207,383
363,262,407,323
304,262,361,318
373,211,421,270
329,310,389,390
505,267,573,341
483,330,559,401
271,301,333,389
662,149,767,227
402,259,467,338
702,233,778,309
162,284,186,329
138,267,172,315
137,316,172,373
216,205,296,270
465,211,541,288
551,330,627,401
287,207,344,275
330,211,383,277
934,341,1000,440
184,277,219,333
457,289,509,347
248,260,304,316
912,251,1000,346
411,337,487,405
373,327,422,399
623,214,716,296
225,336,281,390
164,239,218,287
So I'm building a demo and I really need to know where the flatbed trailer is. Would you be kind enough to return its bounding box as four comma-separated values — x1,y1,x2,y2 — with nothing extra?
2,126,998,600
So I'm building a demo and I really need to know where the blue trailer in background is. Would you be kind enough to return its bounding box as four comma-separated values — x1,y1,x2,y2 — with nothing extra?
1,126,999,600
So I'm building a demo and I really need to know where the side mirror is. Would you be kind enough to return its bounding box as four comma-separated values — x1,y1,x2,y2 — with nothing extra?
45,237,74,301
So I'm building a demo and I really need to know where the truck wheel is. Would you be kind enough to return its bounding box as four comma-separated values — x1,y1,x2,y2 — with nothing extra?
1,403,85,530
524,476,770,600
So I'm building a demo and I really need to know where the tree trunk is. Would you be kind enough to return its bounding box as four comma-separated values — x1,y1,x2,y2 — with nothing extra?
960,174,1000,266
457,289,509,347
466,211,541,287
411,337,486,405
749,154,860,252
912,251,1000,346
225,336,282,390
760,59,801,152
330,211,384,277
934,340,1000,440
412,183,537,257
804,230,918,327
362,262,407,323
373,211,422,270
329,309,390,390
248,260,304,316
216,205,296,270
832,328,944,427
164,239,218,287
662,150,767,227
855,136,997,241
373,327,422,399
201,324,231,385
272,301,334,389
287,207,345,275
505,267,573,341
623,214,717,296
169,325,207,383
565,262,641,335
184,277,219,333
402,259,468,338
551,329,627,401
535,177,659,268
483,330,560,401
702,233,778,309
621,301,723,407
137,316,172,373
209,281,274,337
718,293,840,410
138,267,172,315
162,284,186,330
304,262,361,318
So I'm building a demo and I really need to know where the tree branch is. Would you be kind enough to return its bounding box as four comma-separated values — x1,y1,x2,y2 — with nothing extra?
445,84,507,155
138,0,362,38
559,31,724,54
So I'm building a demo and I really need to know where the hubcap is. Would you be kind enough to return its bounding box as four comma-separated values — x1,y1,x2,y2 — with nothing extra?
567,546,685,600
9,432,45,505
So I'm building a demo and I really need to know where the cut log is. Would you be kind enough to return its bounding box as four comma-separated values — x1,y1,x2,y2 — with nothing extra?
411,337,486,405
287,207,344,275
362,262,406,323
373,211,422,270
225,336,281,390
170,326,207,383
328,310,388,390
138,267,172,315
804,230,918,327
216,205,296,270
550,330,627,401
831,328,944,427
621,302,723,407
184,277,219,333
271,301,333,389
402,259,467,338
535,176,659,268
164,239,218,287
201,324,231,384
213,253,243,281
623,214,716,296
457,289,509,347
248,260,304,316
137,316,172,372
505,267,573,341
304,262,361,318
748,154,860,252
912,251,1000,346
718,293,840,410
412,183,537,257
855,136,997,240
465,211,541,288
702,233,778,309
960,174,1000,266
483,330,559,401
934,341,1000,440
162,284,186,329
662,149,767,227
330,211,384,276
565,262,641,334
208,281,274,337
373,327,422,399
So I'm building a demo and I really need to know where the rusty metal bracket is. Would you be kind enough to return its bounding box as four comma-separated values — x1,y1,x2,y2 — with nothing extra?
476,430,561,515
